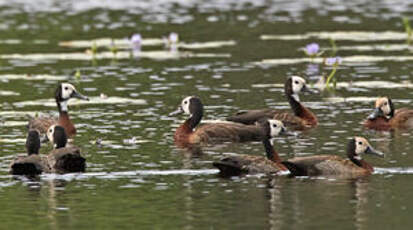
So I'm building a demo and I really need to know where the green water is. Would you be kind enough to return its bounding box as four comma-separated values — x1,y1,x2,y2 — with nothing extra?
1,1,413,229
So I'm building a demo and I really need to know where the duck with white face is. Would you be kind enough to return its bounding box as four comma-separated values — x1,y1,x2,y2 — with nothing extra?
28,83,89,138
364,97,413,130
169,96,287,148
226,76,318,130
213,119,292,177
282,137,384,178
46,125,86,174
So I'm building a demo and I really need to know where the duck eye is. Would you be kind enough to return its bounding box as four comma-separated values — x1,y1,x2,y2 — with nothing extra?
184,101,188,104
358,141,363,145
384,102,387,106
294,81,299,84
64,87,69,90
273,124,277,128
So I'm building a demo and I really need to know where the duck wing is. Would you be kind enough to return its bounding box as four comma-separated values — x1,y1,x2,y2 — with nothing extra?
283,155,355,176
213,154,282,176
28,116,57,134
48,147,86,173
226,109,283,125
392,108,413,128
192,122,265,144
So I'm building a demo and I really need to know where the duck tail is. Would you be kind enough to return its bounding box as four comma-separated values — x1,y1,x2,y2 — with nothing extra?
10,162,42,175
212,158,244,177
281,161,307,176
56,154,86,173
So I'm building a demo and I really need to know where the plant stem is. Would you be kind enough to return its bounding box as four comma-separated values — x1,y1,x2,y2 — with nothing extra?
325,66,337,89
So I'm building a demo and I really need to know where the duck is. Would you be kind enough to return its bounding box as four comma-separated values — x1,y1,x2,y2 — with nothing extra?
226,76,318,130
9,129,50,175
28,83,89,138
213,119,289,176
170,96,270,147
46,125,86,173
282,137,384,178
364,97,413,131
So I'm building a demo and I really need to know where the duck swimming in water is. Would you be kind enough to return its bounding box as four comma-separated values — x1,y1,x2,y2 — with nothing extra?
226,76,317,130
364,97,413,131
213,119,289,177
28,83,89,138
170,96,270,148
9,130,50,175
282,137,384,178
46,125,86,173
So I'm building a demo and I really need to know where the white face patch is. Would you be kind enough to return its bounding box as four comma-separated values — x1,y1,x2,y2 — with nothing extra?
61,83,76,100
291,76,306,94
268,119,285,137
181,96,192,115
47,125,56,143
381,98,391,116
354,137,368,155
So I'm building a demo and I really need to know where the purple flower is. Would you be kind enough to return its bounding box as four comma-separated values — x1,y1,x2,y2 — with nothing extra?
131,33,142,45
305,43,320,56
169,32,179,43
325,57,342,66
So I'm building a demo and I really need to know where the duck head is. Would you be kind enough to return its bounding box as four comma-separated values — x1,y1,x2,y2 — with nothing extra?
347,137,384,161
26,130,41,155
55,83,89,112
47,125,68,149
368,97,394,120
285,76,317,101
169,96,204,117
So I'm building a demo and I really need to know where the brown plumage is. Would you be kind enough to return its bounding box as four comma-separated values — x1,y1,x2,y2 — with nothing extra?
9,130,50,175
226,76,318,130
213,119,289,177
364,97,413,131
170,96,268,148
46,125,86,173
28,83,89,138
282,137,384,178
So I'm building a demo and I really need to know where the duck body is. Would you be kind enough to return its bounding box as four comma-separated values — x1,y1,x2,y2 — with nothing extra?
47,146,86,174
28,83,89,138
282,137,384,178
9,130,50,175
10,154,50,175
46,125,86,173
283,155,372,177
174,120,265,147
171,96,269,148
213,120,289,177
226,76,318,130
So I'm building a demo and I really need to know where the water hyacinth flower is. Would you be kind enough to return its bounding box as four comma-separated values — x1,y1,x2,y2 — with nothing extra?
305,43,319,56
131,33,142,45
325,56,342,66
169,32,179,44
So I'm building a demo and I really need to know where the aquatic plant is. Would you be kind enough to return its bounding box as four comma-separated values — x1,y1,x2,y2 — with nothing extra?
324,57,342,89
110,39,118,57
329,38,337,56
402,17,412,45
130,33,142,50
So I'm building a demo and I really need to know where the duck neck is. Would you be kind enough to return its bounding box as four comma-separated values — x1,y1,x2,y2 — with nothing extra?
175,110,203,141
350,157,374,173
263,139,281,163
286,93,303,117
57,100,69,115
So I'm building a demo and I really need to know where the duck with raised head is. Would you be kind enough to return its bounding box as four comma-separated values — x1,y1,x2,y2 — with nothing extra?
213,119,289,176
28,83,89,138
46,125,86,173
226,76,318,130
364,97,413,131
282,137,384,178
170,96,270,147
9,130,50,175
